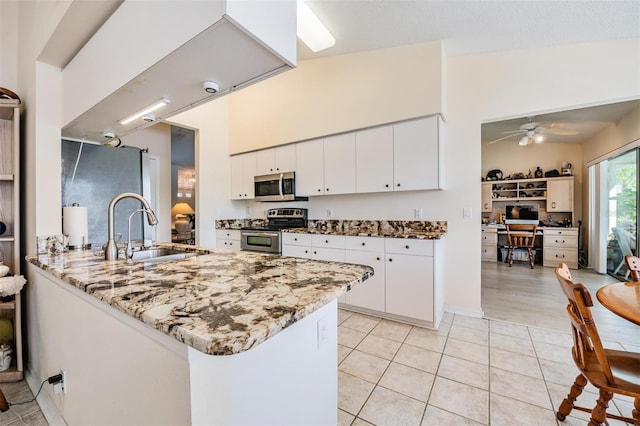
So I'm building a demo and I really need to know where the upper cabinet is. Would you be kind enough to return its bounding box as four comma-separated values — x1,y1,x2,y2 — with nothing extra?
230,152,256,200
295,139,325,196
324,133,356,195
547,177,574,212
356,125,394,193
256,145,296,176
62,0,297,142
481,182,493,212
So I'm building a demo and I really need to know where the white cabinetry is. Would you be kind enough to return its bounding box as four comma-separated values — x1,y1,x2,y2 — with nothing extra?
255,145,296,176
295,138,324,196
393,116,444,191
547,177,574,212
482,182,493,212
355,125,394,193
230,152,256,200
344,237,385,312
216,230,241,251
481,227,497,261
543,228,578,269
323,133,356,195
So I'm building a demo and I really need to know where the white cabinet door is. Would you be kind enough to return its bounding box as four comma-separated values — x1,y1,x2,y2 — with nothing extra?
282,244,312,258
385,253,434,322
356,125,394,193
393,116,443,191
312,247,345,262
482,182,493,212
230,153,256,200
547,178,573,212
275,144,296,173
296,138,324,196
324,133,356,195
344,249,385,311
256,148,276,176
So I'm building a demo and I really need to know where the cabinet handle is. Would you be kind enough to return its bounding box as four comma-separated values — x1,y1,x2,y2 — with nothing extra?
552,202,556,208
325,240,329,244
326,188,330,192
484,203,488,209
405,245,410,249
294,237,298,241
385,184,389,188
361,242,365,246
244,194,247,197
389,258,393,262
555,254,565,258
556,239,565,243
317,189,321,192
276,168,279,171
376,257,380,261
304,250,308,254
397,183,401,187
313,251,317,254
270,168,273,172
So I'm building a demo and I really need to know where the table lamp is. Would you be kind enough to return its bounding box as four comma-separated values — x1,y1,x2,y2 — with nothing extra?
172,202,195,234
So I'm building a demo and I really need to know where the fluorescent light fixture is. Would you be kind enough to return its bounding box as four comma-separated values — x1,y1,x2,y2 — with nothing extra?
297,0,335,52
119,97,170,125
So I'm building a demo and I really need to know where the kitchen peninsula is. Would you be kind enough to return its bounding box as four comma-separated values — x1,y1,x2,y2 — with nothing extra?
26,245,372,425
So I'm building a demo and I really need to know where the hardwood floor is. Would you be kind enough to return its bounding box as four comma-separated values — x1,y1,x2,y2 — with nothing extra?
481,262,640,348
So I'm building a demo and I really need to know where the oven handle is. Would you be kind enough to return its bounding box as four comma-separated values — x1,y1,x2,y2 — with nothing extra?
279,173,283,199
241,231,281,238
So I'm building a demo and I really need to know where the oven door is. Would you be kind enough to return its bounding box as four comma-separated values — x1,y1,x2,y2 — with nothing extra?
240,230,281,254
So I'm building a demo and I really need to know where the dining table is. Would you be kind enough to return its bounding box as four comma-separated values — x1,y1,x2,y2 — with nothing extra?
596,280,640,326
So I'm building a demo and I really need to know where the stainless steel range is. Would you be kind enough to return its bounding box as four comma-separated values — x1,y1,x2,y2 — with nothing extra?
240,208,308,254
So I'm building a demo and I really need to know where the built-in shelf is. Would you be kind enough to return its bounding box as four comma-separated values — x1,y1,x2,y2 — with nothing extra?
0,237,15,242
0,300,16,310
0,174,13,181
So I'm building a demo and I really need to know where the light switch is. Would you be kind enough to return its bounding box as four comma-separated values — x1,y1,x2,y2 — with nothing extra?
463,207,472,220
317,316,328,349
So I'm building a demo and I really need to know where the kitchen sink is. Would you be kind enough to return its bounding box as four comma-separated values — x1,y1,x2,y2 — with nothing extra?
128,248,199,264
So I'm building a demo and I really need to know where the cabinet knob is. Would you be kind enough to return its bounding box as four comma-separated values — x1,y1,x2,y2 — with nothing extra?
361,242,365,246
294,237,298,241
405,245,410,249
555,254,565,258
376,257,380,261
313,251,317,254
270,168,273,172
326,188,330,192
389,258,393,262
325,240,329,244
276,168,279,171
244,194,247,197
556,239,564,243
397,183,401,187
318,189,321,192
385,184,389,188
305,250,308,253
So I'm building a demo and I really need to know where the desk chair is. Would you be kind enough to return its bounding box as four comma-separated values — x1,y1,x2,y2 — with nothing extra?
505,224,537,268
554,263,640,425
624,255,640,282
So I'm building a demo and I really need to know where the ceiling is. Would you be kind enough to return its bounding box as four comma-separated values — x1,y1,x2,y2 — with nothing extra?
481,100,640,146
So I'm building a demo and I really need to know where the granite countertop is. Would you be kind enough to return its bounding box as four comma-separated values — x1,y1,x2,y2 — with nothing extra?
216,219,448,239
26,244,372,355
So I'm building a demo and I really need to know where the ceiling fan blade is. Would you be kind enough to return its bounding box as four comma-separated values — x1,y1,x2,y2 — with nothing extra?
487,133,519,144
501,130,525,134
545,128,579,135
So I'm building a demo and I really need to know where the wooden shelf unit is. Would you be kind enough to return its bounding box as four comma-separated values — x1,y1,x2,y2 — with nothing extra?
0,98,23,382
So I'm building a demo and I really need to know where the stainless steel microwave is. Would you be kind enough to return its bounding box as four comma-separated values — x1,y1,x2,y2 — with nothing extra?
254,172,308,202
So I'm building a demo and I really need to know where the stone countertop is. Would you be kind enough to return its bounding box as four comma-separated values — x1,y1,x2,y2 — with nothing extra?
216,219,447,239
26,244,372,356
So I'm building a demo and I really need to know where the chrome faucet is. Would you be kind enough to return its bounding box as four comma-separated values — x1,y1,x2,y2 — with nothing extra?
104,192,158,260
125,209,152,264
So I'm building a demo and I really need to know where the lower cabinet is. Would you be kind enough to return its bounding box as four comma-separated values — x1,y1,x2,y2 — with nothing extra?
282,232,443,328
215,230,241,251
481,227,498,261
543,228,578,269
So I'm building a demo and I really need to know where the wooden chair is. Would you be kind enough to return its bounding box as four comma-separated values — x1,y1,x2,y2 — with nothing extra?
554,263,640,425
505,224,537,268
624,255,640,282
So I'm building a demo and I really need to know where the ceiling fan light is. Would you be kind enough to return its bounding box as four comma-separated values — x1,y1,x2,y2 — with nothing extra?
535,134,544,143
519,136,530,146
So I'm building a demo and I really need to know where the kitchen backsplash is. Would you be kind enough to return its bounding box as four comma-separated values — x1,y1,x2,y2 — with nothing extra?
216,219,447,234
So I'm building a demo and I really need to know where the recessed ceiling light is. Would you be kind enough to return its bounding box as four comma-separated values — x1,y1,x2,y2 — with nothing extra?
119,97,170,125
297,0,335,52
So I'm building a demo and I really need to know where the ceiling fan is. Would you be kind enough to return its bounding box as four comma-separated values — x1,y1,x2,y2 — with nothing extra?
487,118,579,146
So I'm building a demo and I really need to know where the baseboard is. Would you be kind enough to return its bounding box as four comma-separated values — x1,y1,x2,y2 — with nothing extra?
444,305,484,318
25,368,66,426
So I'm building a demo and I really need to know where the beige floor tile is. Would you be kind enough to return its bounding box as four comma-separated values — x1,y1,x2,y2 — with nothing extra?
356,334,402,360
359,386,426,426
490,393,557,426
532,340,573,364
0,381,31,399
393,344,442,374
339,309,354,325
490,367,553,410
489,331,536,357
338,344,353,365
0,408,19,426
4,389,41,418
561,415,628,426
370,319,412,342
448,324,488,346
341,313,381,333
437,354,489,390
352,418,375,426
489,320,530,339
421,405,485,425
440,312,454,324
339,349,390,384
538,358,584,387
338,409,355,426
612,397,636,420
546,381,622,422
528,327,573,348
404,327,448,353
339,326,368,348
428,377,489,424
18,410,49,426
436,319,452,336
338,371,376,415
443,337,489,365
378,362,435,402
489,347,542,379
453,315,489,331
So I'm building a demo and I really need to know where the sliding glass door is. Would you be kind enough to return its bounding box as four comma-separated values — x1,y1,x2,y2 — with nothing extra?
606,148,639,280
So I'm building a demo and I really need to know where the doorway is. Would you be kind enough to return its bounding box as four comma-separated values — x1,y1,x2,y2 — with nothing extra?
171,126,196,244
605,148,639,280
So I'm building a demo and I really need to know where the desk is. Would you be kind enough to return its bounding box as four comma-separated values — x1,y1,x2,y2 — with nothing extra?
596,281,640,325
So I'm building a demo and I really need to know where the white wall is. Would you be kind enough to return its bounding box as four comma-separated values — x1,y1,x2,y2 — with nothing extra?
167,97,245,248
0,0,19,91
121,122,173,243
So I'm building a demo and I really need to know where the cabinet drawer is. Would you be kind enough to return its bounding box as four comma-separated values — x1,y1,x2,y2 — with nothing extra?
282,232,312,246
312,234,346,250
481,244,497,261
544,248,578,268
216,229,240,240
312,247,345,262
385,238,433,256
282,244,312,259
543,229,578,237
345,236,385,252
544,235,578,248
481,233,497,244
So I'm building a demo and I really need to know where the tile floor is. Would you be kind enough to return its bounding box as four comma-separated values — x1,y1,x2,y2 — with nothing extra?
337,309,638,426
0,380,48,425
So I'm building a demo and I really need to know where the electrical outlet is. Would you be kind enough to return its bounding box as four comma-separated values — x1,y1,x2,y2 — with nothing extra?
317,316,328,349
414,208,423,219
246,205,251,215
326,209,333,219
53,371,66,394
